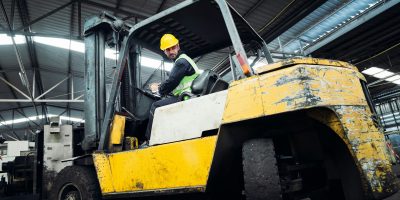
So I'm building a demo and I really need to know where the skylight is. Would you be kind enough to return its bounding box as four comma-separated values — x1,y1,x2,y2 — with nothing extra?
373,70,394,79
3,35,211,73
0,114,84,127
361,67,384,75
33,36,175,71
386,75,400,82
280,0,385,53
248,57,269,70
0,34,26,45
362,67,400,85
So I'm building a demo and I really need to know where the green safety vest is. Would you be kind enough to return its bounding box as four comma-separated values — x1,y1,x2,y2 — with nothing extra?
172,54,200,96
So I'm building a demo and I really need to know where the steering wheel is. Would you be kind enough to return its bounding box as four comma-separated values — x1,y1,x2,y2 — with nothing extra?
135,87,161,100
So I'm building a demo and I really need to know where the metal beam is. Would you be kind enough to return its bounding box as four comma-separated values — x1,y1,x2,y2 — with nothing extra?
0,64,25,106
304,0,400,55
82,0,149,19
14,0,76,32
78,0,82,35
243,0,265,18
0,99,84,103
0,66,84,78
0,105,83,113
67,2,76,123
0,1,33,98
0,77,31,99
210,0,270,74
15,109,41,129
0,113,21,140
10,0,16,29
0,30,82,40
35,76,70,100
113,0,123,16
17,0,50,121
0,1,40,122
157,0,168,13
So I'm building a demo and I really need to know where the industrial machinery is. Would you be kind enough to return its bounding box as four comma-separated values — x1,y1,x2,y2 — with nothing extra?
46,0,399,199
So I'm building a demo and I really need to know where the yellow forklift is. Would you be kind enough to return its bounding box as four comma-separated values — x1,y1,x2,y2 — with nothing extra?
50,0,399,199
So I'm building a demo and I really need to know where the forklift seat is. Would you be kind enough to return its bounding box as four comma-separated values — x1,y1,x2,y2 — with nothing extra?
179,70,228,100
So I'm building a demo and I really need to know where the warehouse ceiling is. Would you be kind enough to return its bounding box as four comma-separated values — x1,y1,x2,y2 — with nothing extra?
0,0,398,140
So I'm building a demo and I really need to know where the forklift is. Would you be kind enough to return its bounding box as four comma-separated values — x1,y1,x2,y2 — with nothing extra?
49,0,399,199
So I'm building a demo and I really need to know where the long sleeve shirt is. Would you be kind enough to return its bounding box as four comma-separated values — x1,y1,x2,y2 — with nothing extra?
158,52,196,95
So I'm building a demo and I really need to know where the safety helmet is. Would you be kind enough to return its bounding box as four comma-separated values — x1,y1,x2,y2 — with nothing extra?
160,34,179,50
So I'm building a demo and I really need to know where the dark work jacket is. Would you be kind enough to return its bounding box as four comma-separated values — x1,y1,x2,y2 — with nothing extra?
159,52,196,96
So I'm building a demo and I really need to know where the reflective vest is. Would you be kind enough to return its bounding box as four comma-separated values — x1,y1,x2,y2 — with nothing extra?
172,54,200,96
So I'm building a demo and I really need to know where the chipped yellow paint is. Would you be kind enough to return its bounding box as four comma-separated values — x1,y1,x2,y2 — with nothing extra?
222,58,399,197
257,58,356,73
93,136,217,194
333,106,396,195
93,153,115,193
307,107,396,195
222,76,265,123
223,64,367,124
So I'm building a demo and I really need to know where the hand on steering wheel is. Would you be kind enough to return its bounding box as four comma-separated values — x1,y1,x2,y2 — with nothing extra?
149,82,161,93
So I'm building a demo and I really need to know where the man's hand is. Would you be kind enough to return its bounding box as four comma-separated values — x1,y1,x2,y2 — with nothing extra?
149,82,160,93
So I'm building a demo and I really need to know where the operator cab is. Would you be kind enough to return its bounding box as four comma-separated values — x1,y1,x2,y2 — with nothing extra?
83,0,273,151
125,0,272,123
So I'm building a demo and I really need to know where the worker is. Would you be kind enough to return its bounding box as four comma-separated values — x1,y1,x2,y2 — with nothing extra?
141,33,200,147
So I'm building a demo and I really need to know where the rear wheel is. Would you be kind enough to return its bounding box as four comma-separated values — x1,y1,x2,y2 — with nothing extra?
50,165,101,200
242,138,282,200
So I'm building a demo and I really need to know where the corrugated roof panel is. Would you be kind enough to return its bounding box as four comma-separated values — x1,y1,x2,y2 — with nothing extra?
0,0,24,31
242,0,294,32
35,43,69,73
27,0,75,36
267,0,345,51
0,44,32,68
159,0,185,11
120,0,160,16
279,0,383,53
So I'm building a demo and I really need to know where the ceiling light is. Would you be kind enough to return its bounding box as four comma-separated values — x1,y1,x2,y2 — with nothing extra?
373,70,394,79
0,34,26,45
0,114,84,127
33,36,177,71
393,80,400,85
361,67,384,75
386,75,400,82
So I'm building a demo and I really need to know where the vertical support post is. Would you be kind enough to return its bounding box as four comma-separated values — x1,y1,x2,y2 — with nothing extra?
377,104,387,130
229,54,237,81
32,69,36,99
82,29,106,151
388,101,399,131
216,0,252,77
261,41,273,64
98,37,129,151
298,39,304,56
71,75,74,100
78,0,82,36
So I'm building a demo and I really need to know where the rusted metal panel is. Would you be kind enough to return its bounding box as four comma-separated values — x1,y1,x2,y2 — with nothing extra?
223,64,367,124
221,58,399,198
308,106,400,199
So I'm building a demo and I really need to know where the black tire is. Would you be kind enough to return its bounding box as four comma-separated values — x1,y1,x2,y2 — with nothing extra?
242,138,282,200
49,165,101,200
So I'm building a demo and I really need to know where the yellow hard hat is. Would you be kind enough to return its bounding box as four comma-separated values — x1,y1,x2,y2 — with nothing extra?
160,34,179,50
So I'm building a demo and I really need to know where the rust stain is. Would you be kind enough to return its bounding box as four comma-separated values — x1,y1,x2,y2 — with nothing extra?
136,182,144,189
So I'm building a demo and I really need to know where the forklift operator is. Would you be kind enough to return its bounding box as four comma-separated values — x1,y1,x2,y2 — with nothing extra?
142,33,200,147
